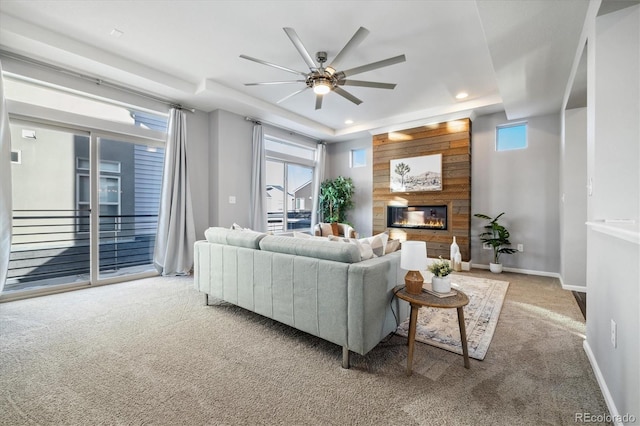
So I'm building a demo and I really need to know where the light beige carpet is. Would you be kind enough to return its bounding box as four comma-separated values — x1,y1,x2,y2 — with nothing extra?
396,274,509,360
0,272,610,425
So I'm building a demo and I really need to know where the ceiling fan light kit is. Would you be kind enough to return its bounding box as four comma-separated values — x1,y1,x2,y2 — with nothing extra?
241,27,406,110
313,79,332,95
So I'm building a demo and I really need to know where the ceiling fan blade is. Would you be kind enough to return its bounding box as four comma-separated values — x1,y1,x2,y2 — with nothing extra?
283,28,317,71
276,87,309,104
245,80,306,86
333,87,362,105
239,54,308,77
337,80,397,89
315,94,323,110
338,54,406,78
326,27,369,75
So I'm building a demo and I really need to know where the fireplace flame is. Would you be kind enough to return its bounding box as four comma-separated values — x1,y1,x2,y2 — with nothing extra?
392,218,445,229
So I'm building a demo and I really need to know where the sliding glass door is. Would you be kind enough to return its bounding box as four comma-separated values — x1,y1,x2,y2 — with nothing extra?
7,122,91,293
95,136,164,281
5,121,164,296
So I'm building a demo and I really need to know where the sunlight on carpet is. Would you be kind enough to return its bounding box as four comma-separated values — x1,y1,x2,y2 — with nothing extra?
396,274,509,360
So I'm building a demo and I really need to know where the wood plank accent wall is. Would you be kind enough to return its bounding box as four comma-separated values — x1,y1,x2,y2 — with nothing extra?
372,119,472,260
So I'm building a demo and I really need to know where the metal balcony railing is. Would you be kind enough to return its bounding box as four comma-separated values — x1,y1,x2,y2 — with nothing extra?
6,210,158,292
267,210,311,233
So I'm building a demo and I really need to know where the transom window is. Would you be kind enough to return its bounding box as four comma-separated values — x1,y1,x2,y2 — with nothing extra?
496,122,527,151
350,148,366,168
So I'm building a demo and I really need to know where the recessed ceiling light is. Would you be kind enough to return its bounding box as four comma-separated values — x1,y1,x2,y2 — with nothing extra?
455,92,468,99
110,28,124,38
345,119,354,125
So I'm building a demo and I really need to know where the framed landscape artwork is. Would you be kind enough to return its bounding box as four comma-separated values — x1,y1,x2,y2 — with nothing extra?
390,153,442,192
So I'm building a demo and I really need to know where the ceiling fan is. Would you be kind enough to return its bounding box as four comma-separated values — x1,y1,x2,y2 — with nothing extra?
240,27,406,110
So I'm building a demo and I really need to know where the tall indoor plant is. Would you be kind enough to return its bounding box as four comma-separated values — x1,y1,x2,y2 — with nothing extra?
319,176,355,223
474,212,518,273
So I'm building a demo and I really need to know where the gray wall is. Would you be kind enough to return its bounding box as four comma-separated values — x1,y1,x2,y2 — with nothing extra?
561,108,587,289
326,136,373,237
208,110,253,229
471,111,560,272
185,110,210,239
585,4,639,421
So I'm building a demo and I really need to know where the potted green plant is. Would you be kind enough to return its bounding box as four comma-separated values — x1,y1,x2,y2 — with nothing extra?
319,176,355,223
474,212,518,273
428,256,453,293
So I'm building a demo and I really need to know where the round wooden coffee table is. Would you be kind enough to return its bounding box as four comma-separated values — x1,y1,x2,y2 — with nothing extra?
393,284,470,376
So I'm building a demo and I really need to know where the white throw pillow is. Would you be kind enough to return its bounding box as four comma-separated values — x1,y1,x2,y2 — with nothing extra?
231,223,245,230
328,235,374,261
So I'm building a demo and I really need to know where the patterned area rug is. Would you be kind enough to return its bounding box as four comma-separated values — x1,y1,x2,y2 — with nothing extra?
396,274,509,360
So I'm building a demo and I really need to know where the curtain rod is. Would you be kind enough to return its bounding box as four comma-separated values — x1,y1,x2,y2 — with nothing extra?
244,116,322,143
0,49,196,113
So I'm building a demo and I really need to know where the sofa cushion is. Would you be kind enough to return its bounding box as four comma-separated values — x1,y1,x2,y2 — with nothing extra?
293,231,312,239
328,235,374,261
204,227,267,249
259,235,361,263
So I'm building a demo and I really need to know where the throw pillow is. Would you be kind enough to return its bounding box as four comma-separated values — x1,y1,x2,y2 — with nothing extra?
386,239,400,254
231,223,245,230
330,222,340,236
359,232,389,257
318,223,333,236
328,235,374,261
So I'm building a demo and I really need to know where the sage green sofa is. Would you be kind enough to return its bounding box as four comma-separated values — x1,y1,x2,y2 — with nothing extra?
193,227,408,368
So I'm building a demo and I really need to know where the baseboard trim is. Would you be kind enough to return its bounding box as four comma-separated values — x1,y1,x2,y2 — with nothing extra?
470,265,587,292
558,274,588,293
471,263,559,278
562,284,588,292
583,340,622,425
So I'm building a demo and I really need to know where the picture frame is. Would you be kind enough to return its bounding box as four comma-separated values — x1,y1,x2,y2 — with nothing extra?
390,153,442,192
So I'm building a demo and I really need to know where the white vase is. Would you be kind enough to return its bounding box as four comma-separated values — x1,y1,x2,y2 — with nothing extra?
489,263,503,273
450,236,459,265
432,275,451,293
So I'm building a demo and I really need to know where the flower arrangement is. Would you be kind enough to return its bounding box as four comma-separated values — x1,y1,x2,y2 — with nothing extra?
428,256,452,277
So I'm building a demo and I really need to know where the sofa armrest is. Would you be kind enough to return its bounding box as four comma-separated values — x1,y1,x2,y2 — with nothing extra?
346,251,407,355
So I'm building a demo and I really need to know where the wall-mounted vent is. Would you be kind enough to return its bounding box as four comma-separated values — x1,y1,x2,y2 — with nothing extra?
21,129,36,140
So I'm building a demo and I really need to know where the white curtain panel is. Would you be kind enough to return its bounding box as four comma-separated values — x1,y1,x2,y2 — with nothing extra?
0,61,12,292
310,142,326,230
250,124,267,232
153,108,195,276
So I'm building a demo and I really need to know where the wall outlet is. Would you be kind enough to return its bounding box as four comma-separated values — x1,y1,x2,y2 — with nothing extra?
483,243,491,250
610,319,617,348
517,244,524,252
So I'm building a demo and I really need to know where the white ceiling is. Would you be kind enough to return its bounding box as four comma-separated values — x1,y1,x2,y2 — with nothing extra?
0,0,591,142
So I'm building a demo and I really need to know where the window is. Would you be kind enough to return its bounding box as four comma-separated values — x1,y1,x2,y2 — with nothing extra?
77,158,121,173
350,148,366,168
77,174,121,232
496,123,527,151
265,137,316,233
10,150,21,164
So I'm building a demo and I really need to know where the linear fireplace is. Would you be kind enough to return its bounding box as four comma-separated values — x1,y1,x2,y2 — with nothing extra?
387,205,447,230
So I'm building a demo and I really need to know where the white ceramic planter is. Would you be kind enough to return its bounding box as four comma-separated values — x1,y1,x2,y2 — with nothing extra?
489,262,503,273
432,276,451,293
